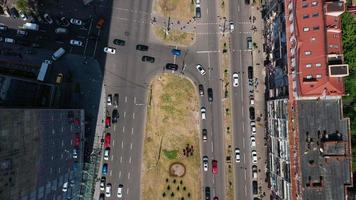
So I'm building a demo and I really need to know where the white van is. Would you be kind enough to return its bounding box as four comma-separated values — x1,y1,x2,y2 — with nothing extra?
5,38,15,43
52,48,65,61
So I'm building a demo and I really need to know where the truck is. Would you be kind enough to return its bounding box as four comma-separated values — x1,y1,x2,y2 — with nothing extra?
23,23,39,31
37,60,52,81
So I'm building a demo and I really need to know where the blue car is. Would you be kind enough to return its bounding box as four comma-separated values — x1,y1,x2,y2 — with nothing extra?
102,163,108,175
171,48,181,56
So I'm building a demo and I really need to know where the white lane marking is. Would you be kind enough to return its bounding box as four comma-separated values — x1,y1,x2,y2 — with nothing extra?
131,128,134,135
124,111,126,118
211,141,214,153
109,170,112,176
245,185,247,195
113,139,115,147
242,137,245,148
130,143,133,150
242,106,244,118
114,124,116,131
128,172,131,180
196,50,220,54
111,155,114,161
119,171,121,178
129,156,132,164
244,169,247,180
120,156,123,163
243,153,246,163
127,187,130,195
134,97,136,103
125,96,128,103
121,141,124,149
133,112,135,119
123,126,125,133
83,17,93,56
208,53,211,77
242,122,245,132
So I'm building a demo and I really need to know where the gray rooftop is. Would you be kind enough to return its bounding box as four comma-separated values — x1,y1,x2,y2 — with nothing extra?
296,99,352,200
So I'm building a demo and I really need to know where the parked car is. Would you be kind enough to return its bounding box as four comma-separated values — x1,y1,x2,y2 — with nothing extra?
232,72,239,87
142,56,155,63
105,183,112,197
104,133,111,148
229,21,235,31
207,88,213,102
19,11,28,20
201,107,206,120
0,24,8,31
70,18,82,25
202,129,207,142
212,160,218,174
62,182,68,192
107,94,112,106
74,133,80,146
248,66,253,79
247,37,253,50
205,187,210,200
55,27,68,34
199,84,204,96
43,13,53,24
136,44,148,51
105,117,111,128
96,17,105,29
196,7,201,18
100,177,106,191
9,8,19,19
235,148,240,163
113,39,125,46
117,184,123,198
70,39,83,46
16,29,28,37
72,148,78,159
251,136,256,147
203,156,208,171
252,180,258,195
104,47,116,54
250,95,255,105
112,109,119,123
165,63,178,71
5,38,15,43
252,165,258,179
104,148,110,160
251,150,257,164
249,107,255,120
102,163,108,175
196,64,206,75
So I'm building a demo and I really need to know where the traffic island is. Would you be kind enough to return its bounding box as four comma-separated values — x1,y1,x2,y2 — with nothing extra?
141,74,201,200
153,26,196,47
154,0,195,21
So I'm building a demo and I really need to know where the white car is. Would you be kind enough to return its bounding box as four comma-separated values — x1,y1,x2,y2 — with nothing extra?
250,121,256,134
107,94,112,106
251,136,256,147
105,183,112,197
72,148,78,159
43,13,53,24
203,156,208,171
251,150,257,164
19,11,27,21
100,177,105,191
232,72,239,87
201,107,206,120
62,182,68,192
196,64,206,75
104,47,116,54
250,95,255,105
104,148,110,161
70,39,83,47
117,184,123,198
229,21,235,32
70,18,82,25
235,148,240,163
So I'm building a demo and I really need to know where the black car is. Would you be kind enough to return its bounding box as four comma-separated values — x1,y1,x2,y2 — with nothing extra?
205,187,210,200
249,107,255,120
202,129,207,141
245,0,250,4
248,66,253,79
113,39,125,46
196,7,201,18
252,180,258,195
207,88,213,102
136,44,148,51
165,63,178,71
9,8,19,19
142,56,155,63
99,193,105,200
112,109,119,123
199,84,204,96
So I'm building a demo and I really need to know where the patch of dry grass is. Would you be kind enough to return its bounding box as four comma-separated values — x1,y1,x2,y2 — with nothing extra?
141,74,201,200
154,0,195,21
153,26,195,47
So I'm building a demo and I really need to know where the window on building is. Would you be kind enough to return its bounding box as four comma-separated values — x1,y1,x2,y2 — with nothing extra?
316,74,322,79
302,2,309,8
312,13,319,17
333,34,339,38
311,37,316,42
303,14,309,19
306,75,313,79
303,27,310,32
316,63,321,67
311,1,318,6
313,25,320,30
305,51,311,56
306,64,312,68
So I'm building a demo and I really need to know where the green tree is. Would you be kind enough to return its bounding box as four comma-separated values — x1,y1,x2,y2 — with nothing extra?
15,0,29,12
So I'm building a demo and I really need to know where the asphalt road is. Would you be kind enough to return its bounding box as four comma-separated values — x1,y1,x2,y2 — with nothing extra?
228,0,255,200
98,0,227,199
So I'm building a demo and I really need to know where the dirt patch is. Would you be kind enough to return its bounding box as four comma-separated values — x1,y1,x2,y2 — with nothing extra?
141,74,201,200
153,26,195,47
169,162,186,177
154,0,195,21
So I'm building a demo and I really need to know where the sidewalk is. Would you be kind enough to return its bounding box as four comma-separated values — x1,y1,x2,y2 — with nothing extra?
250,3,271,200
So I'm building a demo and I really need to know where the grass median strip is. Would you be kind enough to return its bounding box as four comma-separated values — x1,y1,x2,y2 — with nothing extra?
154,0,195,21
141,74,201,200
153,26,195,47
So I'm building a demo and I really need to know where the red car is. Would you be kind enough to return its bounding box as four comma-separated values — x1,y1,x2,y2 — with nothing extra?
105,117,111,128
212,160,218,174
213,197,219,200
74,133,80,146
104,133,111,148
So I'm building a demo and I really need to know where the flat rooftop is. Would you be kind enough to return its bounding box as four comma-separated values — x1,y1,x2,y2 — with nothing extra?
0,109,84,200
296,99,352,200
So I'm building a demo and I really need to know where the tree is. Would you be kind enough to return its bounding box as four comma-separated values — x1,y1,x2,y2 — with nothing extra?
162,192,166,197
15,0,29,12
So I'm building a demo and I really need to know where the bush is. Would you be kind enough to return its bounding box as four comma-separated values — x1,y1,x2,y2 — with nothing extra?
163,149,178,159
